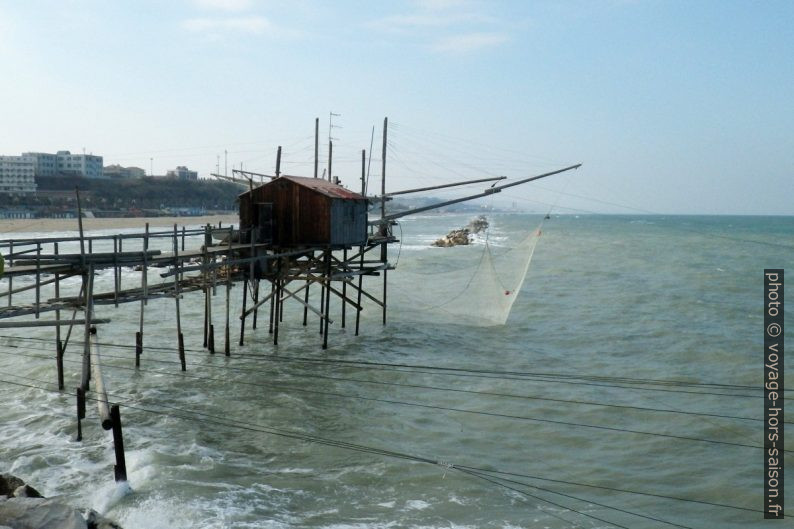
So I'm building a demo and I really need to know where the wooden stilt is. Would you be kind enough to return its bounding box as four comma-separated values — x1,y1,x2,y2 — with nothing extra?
273,278,280,345
208,324,215,354
7,241,12,308
56,340,64,391
110,405,127,482
113,236,119,308
35,241,40,319
239,279,247,346
75,387,85,442
322,250,331,349
173,225,186,371
341,249,347,328
252,280,259,330
54,241,63,388
225,227,232,356
268,277,275,335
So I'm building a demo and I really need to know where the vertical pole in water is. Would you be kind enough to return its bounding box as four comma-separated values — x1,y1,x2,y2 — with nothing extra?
341,249,347,328
381,117,388,325
203,225,210,348
356,149,366,336
55,242,64,389
75,387,85,442
35,241,40,319
137,223,149,368
273,278,280,346
173,225,185,371
110,405,127,483
7,241,12,308
80,268,94,391
314,117,319,179
225,227,232,356
322,250,331,349
239,279,247,346
252,280,260,330
181,226,186,252
268,277,275,335
113,236,119,307
118,236,123,294
302,253,310,326
319,254,325,334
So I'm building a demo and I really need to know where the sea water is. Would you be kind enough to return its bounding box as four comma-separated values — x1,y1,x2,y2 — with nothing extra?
0,214,791,528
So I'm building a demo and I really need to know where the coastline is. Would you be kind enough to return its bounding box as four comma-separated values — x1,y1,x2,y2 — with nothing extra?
0,215,238,235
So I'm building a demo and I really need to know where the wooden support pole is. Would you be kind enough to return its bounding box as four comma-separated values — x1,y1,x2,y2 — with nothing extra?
252,280,259,330
314,117,319,179
89,324,112,430
322,250,331,349
356,150,366,336
239,279,247,346
276,146,282,177
137,224,148,367
35,241,40,318
75,387,84,442
208,324,215,354
381,117,388,326
268,277,275,334
273,279,280,346
173,225,185,371
341,249,347,328
328,140,333,183
302,277,309,326
181,226,186,252
225,227,232,356
7,241,12,307
80,269,94,391
113,236,119,307
55,241,63,388
56,340,64,391
110,405,127,483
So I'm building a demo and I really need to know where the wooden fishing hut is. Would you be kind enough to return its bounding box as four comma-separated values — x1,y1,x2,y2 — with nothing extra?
234,174,391,351
238,175,368,250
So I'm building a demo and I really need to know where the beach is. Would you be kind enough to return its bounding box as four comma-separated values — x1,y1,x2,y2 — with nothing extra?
0,215,238,235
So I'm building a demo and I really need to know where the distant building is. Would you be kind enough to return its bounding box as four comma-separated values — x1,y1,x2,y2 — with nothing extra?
3,150,106,179
104,164,146,179
166,166,198,180
0,155,37,194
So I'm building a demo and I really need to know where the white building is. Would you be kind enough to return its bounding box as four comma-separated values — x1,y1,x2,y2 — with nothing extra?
166,166,198,180
104,164,146,179
17,151,105,179
0,155,37,194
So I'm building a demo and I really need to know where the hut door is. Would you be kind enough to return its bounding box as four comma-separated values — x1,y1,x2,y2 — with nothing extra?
256,202,273,243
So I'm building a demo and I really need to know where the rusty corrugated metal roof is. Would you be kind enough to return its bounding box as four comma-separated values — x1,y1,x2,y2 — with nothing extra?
274,175,366,200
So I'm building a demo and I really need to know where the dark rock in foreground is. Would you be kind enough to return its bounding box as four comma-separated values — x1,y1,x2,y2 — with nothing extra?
0,474,123,529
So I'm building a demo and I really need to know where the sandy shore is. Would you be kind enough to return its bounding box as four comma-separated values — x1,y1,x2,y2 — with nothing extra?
0,215,239,235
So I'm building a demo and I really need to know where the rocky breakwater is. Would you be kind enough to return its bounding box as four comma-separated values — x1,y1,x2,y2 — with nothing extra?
0,474,122,529
432,215,489,247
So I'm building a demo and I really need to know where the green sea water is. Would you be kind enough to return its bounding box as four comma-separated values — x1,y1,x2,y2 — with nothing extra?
0,213,791,528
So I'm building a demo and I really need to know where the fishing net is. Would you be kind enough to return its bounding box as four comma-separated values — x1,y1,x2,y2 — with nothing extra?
388,221,542,326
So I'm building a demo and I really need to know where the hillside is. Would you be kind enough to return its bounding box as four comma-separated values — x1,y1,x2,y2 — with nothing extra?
1,176,242,217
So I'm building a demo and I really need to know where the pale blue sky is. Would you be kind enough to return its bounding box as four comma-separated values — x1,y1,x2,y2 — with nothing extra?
1,0,792,214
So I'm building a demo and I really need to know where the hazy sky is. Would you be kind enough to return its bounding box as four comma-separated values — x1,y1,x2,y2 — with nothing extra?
1,0,792,214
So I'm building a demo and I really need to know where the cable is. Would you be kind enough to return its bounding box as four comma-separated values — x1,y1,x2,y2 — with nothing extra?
0,375,728,528
2,339,771,423
1,347,784,453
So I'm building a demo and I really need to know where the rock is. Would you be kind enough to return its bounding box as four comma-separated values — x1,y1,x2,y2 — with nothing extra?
85,509,124,529
432,228,471,247
467,215,489,234
0,475,26,498
12,485,42,499
0,497,85,529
